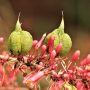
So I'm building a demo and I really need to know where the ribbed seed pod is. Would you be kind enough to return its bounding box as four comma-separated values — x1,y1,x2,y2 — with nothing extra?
20,31,33,53
59,33,72,56
45,12,72,56
8,31,21,55
8,18,33,55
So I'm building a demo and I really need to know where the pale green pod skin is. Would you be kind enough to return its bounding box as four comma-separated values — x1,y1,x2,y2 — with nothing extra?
61,82,77,90
8,31,21,55
8,18,33,55
59,33,72,56
58,15,64,35
21,31,33,53
45,14,72,56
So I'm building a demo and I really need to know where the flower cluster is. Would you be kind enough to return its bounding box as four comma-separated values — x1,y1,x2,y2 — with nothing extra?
0,12,90,90
0,34,90,90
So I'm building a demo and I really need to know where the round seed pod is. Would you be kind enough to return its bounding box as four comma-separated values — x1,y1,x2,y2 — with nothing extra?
45,13,72,56
20,31,33,53
8,18,33,55
59,33,72,56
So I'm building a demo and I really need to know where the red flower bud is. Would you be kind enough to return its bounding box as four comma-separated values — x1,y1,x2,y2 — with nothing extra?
35,33,46,50
0,64,5,86
55,43,62,54
63,73,69,79
76,81,87,90
50,50,56,59
86,72,90,77
52,70,58,77
8,69,16,83
32,40,38,47
86,54,90,64
0,37,4,44
49,50,56,65
41,45,47,55
81,54,90,65
23,71,45,89
80,59,87,65
72,50,80,62
48,35,55,53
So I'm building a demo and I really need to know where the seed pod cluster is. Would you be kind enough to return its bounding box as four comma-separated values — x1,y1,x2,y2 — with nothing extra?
8,18,33,55
45,12,72,56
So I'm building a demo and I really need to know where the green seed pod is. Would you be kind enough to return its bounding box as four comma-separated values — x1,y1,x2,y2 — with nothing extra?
59,33,72,56
45,12,72,56
8,31,21,55
61,82,77,90
8,18,33,55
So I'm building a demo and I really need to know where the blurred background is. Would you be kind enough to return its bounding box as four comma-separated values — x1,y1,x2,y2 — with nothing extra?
0,0,90,58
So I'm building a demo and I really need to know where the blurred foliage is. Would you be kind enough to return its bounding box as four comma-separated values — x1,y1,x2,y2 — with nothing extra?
0,0,15,39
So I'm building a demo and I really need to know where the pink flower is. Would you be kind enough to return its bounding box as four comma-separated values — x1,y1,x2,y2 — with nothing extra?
57,80,64,89
76,81,87,90
81,54,90,65
55,43,62,54
23,71,45,89
86,54,90,64
32,40,38,47
7,69,16,83
0,64,5,86
80,59,87,65
47,35,55,53
41,45,47,55
0,37,4,44
35,33,46,50
72,50,80,62
49,50,56,65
